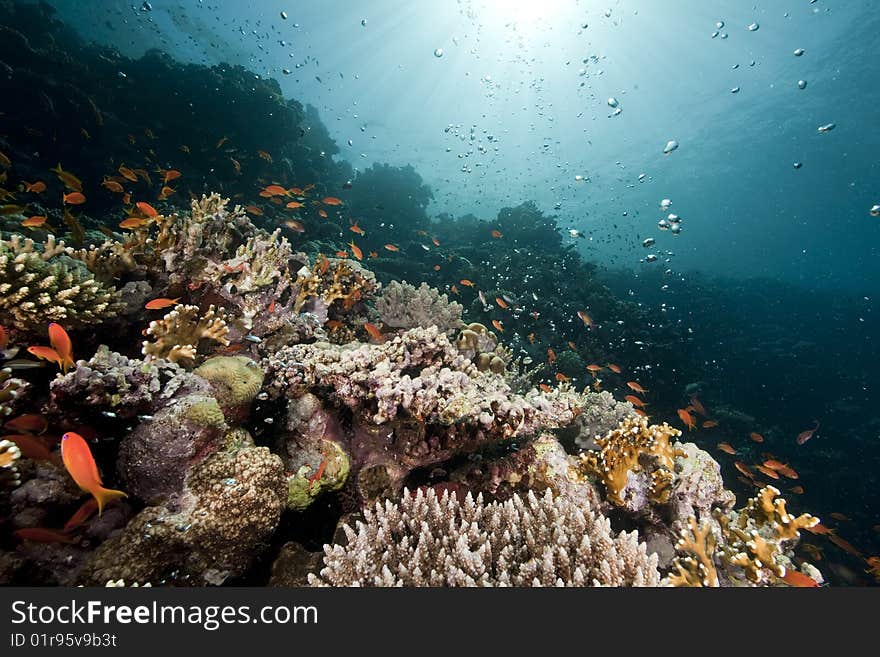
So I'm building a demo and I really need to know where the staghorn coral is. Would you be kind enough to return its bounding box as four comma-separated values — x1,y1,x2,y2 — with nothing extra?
0,234,123,330
666,517,719,587
0,439,21,491
142,304,230,365
577,416,686,507
309,488,660,586
375,280,463,333
47,345,209,420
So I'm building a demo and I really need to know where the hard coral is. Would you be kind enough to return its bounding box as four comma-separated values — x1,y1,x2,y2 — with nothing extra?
0,234,123,331
0,439,21,491
578,416,685,507
309,488,660,586
376,280,463,333
142,304,230,365
293,256,379,315
666,517,719,587
1,367,22,419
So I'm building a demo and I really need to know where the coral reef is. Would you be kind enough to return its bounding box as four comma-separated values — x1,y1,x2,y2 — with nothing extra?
666,517,720,587
193,356,264,425
80,445,286,586
0,439,21,491
267,325,583,502
577,416,686,508
47,345,209,420
142,304,230,365
0,234,122,331
376,280,463,333
0,367,23,419
309,488,660,586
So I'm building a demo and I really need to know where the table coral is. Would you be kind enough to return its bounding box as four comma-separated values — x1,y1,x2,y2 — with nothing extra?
308,488,660,586
0,234,123,331
142,304,230,365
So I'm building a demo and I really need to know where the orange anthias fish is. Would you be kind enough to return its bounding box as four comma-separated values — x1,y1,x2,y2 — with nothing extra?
749,431,765,443
755,465,780,480
285,219,305,233
717,442,737,455
163,169,182,184
158,186,176,200
136,201,158,217
539,383,553,393
363,322,384,343
349,241,363,261
701,420,719,428
780,570,819,588
789,485,805,495
624,395,647,408
119,217,150,229
577,310,595,327
827,534,863,558
490,229,503,239
460,279,475,287
258,150,273,163
23,181,46,193
286,201,305,209
263,185,290,197
48,323,74,372
0,324,7,349
64,498,99,532
63,191,86,205
245,205,264,216
118,165,138,182
14,528,77,544
318,208,328,218
492,319,504,333
51,164,82,192
796,421,820,445
626,381,648,393
3,434,55,462
734,461,753,478
776,465,799,480
102,178,125,193
321,197,343,206
677,408,697,431
555,373,570,383
547,348,557,364
21,215,47,227
27,346,62,368
688,395,708,417
495,297,509,310
384,244,399,252
567,341,577,351
4,414,48,434
60,432,127,515
586,364,603,374
606,363,622,374
145,297,181,310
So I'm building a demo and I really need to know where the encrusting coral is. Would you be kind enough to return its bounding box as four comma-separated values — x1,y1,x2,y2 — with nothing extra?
142,304,230,365
0,233,123,331
375,280,463,333
309,488,661,586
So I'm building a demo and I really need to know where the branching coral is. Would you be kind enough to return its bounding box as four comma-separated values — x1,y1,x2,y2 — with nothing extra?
375,280,463,333
142,304,230,365
666,517,720,587
65,236,145,285
0,439,22,491
1,367,22,419
715,485,819,585
309,488,660,586
293,256,379,315
0,234,123,330
577,416,685,506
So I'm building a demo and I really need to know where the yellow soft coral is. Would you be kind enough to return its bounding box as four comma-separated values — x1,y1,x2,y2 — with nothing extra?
578,416,685,505
142,304,230,365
